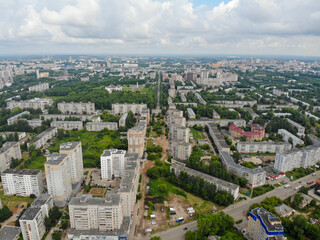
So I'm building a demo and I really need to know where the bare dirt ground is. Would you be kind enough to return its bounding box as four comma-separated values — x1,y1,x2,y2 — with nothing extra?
89,188,105,196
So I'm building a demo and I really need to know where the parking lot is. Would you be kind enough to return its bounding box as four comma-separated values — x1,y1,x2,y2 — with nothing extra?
87,168,122,194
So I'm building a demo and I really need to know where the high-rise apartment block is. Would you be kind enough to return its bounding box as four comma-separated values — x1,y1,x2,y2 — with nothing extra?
101,149,126,180
127,122,146,158
45,153,72,207
20,194,53,240
0,142,22,174
69,195,123,231
60,142,83,184
248,208,285,240
2,169,43,197
58,102,95,115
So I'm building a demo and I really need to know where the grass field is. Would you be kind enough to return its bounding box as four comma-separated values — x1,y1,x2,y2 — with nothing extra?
252,185,274,198
190,128,205,139
24,156,46,170
0,189,34,212
148,178,186,198
48,130,124,168
286,167,315,180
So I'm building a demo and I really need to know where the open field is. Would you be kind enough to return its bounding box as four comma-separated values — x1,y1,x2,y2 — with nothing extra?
47,130,124,168
0,189,34,213
190,128,205,139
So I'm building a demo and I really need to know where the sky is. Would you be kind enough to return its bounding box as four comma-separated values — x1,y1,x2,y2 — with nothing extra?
0,0,319,56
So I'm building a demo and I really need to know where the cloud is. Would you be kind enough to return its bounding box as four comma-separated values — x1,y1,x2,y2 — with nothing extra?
0,0,319,55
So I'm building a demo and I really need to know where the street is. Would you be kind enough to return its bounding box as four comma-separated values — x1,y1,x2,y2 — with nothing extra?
135,170,320,240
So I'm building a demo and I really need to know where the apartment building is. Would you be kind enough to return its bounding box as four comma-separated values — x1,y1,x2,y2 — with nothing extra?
41,114,101,122
194,93,207,105
2,169,43,197
45,153,72,207
60,142,83,184
220,151,266,187
128,122,146,158
51,121,83,130
278,129,304,146
27,119,43,128
248,208,285,240
187,118,246,127
169,141,192,161
6,98,53,111
257,104,298,111
286,118,305,137
7,111,30,125
69,194,123,231
119,112,128,127
187,108,196,119
229,124,265,142
28,82,49,92
169,125,190,142
0,226,21,240
237,142,292,153
112,103,147,115
171,161,239,199
58,102,95,115
0,142,22,174
0,132,26,141
20,194,54,240
86,122,118,131
207,123,230,153
274,145,320,172
101,149,126,180
28,127,57,149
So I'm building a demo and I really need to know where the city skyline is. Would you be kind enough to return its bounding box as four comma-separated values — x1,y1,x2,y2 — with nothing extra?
0,0,319,56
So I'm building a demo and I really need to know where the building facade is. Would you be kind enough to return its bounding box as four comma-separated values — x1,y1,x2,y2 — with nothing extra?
112,103,148,115
6,98,53,111
101,149,126,180
127,122,146,158
7,111,30,125
58,102,95,115
237,142,292,153
28,127,57,149
2,169,43,197
0,142,22,174
86,122,118,131
51,121,83,130
28,83,49,92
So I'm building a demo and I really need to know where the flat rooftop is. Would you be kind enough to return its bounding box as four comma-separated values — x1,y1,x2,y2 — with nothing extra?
2,169,41,176
46,153,68,165
0,226,21,240
69,194,120,206
60,142,81,150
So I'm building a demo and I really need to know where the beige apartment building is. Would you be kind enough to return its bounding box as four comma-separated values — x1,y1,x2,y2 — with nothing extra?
28,82,49,92
57,102,95,115
6,98,53,111
127,122,146,158
51,121,83,130
112,103,147,115
45,153,72,207
59,142,83,184
69,194,123,231
86,122,118,131
28,127,57,149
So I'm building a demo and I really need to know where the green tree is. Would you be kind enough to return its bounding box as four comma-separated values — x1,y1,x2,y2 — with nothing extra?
51,230,62,240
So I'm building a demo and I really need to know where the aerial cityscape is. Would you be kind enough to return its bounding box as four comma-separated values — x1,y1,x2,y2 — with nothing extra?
0,1,320,240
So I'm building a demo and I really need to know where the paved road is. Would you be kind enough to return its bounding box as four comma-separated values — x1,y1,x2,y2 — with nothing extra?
156,72,161,110
136,171,319,240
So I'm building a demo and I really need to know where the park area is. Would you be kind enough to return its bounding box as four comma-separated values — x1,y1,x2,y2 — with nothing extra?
190,127,205,139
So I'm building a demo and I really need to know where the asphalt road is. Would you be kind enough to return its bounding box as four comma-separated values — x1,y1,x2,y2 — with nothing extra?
136,171,319,240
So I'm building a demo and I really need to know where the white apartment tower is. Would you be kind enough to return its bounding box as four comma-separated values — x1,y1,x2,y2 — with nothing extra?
101,149,126,180
2,169,43,197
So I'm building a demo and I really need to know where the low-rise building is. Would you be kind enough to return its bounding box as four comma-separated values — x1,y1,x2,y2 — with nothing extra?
28,127,57,149
0,226,21,240
112,103,147,115
171,161,239,199
2,169,43,197
275,204,294,217
229,124,265,142
286,118,305,137
0,142,22,174
6,98,53,111
207,123,230,153
86,122,118,131
51,121,83,130
187,118,246,127
58,102,95,115
27,119,42,128
28,82,49,92
220,151,266,187
105,84,122,93
278,129,304,146
20,194,54,240
41,114,100,122
187,108,196,119
248,208,285,240
119,112,128,127
237,142,292,153
169,141,192,161
194,93,207,105
7,111,30,125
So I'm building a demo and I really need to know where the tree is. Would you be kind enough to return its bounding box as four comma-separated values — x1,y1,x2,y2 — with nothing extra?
150,237,162,240
51,230,62,240
185,230,206,240
0,206,12,222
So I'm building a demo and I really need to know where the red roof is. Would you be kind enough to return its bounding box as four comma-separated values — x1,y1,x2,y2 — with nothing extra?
229,124,244,133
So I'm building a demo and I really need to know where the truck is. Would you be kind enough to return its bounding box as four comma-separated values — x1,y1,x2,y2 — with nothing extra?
294,185,301,191
176,217,184,222
307,180,314,185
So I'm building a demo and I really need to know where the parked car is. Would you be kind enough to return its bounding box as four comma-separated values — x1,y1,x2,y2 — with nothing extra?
183,227,188,230
145,228,152,233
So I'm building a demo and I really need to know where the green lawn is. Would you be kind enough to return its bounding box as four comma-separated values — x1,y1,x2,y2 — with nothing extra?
0,189,34,211
48,130,124,168
252,184,275,198
190,128,205,139
148,178,186,198
286,167,315,180
24,156,46,170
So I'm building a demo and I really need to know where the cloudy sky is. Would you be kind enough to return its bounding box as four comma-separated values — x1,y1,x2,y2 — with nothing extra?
0,0,319,56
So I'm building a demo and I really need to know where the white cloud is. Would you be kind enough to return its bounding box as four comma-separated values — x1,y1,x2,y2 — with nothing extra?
0,0,319,55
